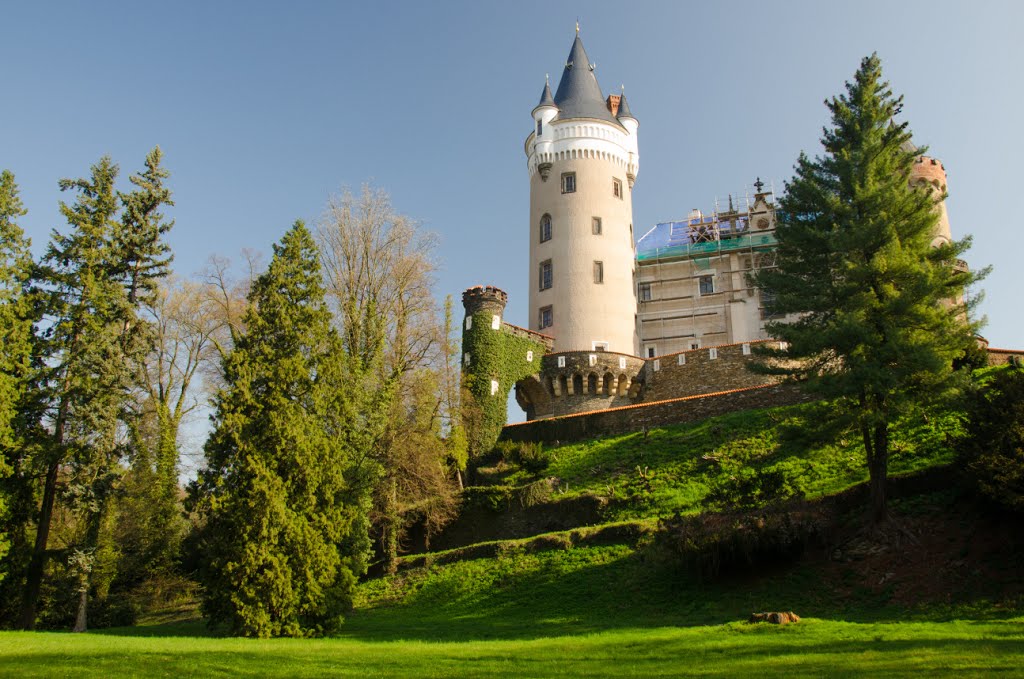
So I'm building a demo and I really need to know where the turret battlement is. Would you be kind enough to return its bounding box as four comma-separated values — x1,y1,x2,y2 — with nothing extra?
462,285,508,316
911,156,947,190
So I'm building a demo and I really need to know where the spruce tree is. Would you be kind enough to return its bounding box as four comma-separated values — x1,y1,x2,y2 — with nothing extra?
20,157,135,629
115,148,179,578
0,171,36,582
752,55,984,522
195,221,369,638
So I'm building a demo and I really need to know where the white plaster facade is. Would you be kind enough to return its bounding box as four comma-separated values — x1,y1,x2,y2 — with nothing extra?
525,110,640,355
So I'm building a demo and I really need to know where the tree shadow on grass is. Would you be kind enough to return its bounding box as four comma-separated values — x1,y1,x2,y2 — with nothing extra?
334,547,1024,643
91,618,217,638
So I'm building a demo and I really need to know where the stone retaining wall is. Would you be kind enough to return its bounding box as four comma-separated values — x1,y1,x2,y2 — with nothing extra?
502,383,812,444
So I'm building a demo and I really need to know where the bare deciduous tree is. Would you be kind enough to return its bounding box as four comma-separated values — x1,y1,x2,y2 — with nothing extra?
316,185,458,573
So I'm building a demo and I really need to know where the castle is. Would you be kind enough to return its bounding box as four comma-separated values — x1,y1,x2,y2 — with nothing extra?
460,32,965,434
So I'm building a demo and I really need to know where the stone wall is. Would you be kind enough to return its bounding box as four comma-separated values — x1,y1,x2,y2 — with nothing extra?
502,383,811,444
987,347,1024,367
638,339,782,402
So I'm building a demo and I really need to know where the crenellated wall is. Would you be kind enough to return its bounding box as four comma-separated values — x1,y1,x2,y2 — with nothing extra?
513,340,784,420
636,340,784,402
516,351,645,418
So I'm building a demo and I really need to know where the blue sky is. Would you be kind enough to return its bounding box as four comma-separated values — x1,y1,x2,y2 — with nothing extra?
3,1,1021,424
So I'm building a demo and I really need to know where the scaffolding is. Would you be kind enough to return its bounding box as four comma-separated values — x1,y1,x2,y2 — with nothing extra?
634,186,781,353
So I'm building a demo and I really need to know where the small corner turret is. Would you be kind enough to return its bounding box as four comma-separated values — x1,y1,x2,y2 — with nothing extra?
460,286,548,455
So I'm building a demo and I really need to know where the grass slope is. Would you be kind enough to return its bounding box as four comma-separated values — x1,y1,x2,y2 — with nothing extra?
485,401,962,523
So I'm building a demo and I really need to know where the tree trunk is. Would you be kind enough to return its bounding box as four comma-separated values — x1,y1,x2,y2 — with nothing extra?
382,475,399,575
72,587,88,633
19,458,59,630
867,423,889,524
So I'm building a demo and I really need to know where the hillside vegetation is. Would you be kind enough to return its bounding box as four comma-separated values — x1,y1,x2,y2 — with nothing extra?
462,400,962,534
4,376,1024,674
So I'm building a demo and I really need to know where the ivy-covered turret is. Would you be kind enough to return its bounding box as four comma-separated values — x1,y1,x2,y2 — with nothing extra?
461,285,551,456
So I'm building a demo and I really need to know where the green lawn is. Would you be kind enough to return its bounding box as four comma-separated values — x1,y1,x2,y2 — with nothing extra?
2,619,1022,677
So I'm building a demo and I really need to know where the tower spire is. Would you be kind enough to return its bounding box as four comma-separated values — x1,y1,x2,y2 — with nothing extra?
552,32,620,125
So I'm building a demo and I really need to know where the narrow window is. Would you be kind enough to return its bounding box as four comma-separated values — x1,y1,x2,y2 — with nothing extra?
593,261,604,284
465,316,472,330
699,275,715,296
760,289,783,319
742,343,751,355
539,305,553,329
557,354,566,368
490,379,499,396
613,178,622,199
561,172,576,194
491,315,500,330
592,217,602,235
677,353,686,365
536,119,542,136
539,259,553,291
638,282,652,302
709,347,719,360
647,346,656,358
540,214,552,243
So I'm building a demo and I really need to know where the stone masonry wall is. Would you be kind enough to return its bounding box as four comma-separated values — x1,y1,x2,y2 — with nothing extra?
637,339,782,402
987,347,1024,367
501,383,811,444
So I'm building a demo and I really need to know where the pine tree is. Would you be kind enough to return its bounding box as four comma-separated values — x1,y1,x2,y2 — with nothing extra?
195,222,370,638
0,171,36,583
752,54,985,522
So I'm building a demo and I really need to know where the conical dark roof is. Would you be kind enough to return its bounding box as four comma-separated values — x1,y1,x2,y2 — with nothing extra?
536,81,555,109
552,36,621,126
616,92,635,120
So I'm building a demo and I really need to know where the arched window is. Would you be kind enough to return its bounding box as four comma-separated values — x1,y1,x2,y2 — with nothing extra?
572,373,584,395
540,214,552,243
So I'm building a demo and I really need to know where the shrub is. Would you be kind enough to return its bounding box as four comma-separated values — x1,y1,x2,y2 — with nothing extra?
705,462,807,512
962,365,1024,511
494,440,550,474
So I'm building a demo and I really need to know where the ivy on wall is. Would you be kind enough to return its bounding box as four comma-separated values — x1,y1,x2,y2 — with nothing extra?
461,312,547,457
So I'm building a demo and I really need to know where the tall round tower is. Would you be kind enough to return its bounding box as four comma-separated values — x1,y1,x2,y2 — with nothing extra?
525,33,640,355
909,155,953,248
